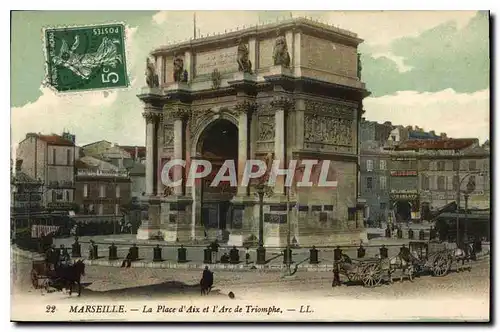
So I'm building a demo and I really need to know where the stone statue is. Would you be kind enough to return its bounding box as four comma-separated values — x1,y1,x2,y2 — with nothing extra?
357,53,362,79
236,39,252,74
173,55,187,82
273,31,291,68
145,57,159,88
211,69,221,89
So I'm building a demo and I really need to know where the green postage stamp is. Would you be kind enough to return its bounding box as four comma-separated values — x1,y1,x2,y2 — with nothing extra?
44,23,129,92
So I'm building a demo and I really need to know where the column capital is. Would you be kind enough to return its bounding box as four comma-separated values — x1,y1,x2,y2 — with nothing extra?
270,96,293,112
234,100,258,116
142,111,162,124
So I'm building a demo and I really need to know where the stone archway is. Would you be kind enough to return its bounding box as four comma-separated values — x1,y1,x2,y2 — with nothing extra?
394,200,412,222
193,117,239,240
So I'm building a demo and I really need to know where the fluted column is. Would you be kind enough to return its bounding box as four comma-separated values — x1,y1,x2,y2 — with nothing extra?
170,107,189,196
143,111,157,196
271,97,292,196
235,100,256,196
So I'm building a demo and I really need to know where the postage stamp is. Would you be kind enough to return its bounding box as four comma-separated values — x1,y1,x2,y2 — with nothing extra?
43,23,129,92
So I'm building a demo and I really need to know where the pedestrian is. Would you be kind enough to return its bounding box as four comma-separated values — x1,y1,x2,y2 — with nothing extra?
121,249,132,268
88,240,95,260
245,247,250,265
332,246,342,287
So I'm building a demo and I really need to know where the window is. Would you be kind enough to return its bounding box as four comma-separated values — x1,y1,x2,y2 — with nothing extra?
452,175,459,191
421,176,430,190
380,160,387,170
391,135,396,141
115,204,120,215
52,148,56,165
366,177,373,189
67,149,72,165
89,204,94,214
469,160,477,171
98,204,103,215
100,184,106,198
453,160,459,171
420,160,430,171
437,176,445,190
380,176,387,190
51,191,56,202
83,184,88,198
366,160,373,172
115,185,120,198
380,202,387,210
65,191,69,201
437,161,446,171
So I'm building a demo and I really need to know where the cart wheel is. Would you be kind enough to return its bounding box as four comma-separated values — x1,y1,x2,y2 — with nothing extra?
31,269,38,289
432,256,451,277
363,265,382,287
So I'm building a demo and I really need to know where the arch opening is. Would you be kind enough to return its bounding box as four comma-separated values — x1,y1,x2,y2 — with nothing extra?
198,119,238,232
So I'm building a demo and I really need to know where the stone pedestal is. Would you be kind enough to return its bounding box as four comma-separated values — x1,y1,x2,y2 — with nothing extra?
165,82,190,92
227,195,256,246
161,196,193,243
268,65,293,77
136,197,162,240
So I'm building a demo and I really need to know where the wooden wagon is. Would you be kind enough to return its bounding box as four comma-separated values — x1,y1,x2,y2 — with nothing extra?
31,259,59,289
409,241,453,277
340,257,385,287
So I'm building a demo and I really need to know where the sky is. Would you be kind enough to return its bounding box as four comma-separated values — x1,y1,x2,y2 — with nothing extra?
10,10,490,149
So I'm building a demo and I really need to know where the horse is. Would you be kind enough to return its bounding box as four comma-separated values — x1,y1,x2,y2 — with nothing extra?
55,259,86,296
451,242,474,272
200,270,214,296
379,252,415,283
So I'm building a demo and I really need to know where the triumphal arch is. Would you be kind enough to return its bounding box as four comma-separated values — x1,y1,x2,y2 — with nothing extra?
137,18,369,246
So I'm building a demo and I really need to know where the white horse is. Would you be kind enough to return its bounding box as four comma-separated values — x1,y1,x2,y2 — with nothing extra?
451,243,474,272
379,253,415,283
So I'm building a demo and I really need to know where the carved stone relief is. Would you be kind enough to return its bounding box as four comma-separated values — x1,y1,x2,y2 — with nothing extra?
304,100,354,119
163,125,174,147
258,115,275,141
304,113,353,147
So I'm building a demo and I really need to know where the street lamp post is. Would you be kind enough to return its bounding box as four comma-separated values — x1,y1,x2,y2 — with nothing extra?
255,183,272,247
455,171,481,245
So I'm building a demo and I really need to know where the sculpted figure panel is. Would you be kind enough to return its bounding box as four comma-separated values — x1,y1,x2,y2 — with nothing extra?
145,57,159,88
304,113,353,147
273,32,291,68
258,115,275,141
236,39,252,74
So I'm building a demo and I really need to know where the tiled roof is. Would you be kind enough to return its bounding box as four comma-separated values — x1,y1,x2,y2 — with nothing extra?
394,138,477,150
38,135,75,146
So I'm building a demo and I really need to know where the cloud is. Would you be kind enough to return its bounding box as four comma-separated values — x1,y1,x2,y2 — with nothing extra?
361,11,489,97
363,88,490,142
371,52,413,73
325,10,478,47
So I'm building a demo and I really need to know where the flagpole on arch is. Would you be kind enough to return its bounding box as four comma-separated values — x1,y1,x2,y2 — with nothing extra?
193,12,197,39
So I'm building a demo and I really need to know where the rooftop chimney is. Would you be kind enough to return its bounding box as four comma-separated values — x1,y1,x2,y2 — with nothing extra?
15,159,23,172
26,132,38,139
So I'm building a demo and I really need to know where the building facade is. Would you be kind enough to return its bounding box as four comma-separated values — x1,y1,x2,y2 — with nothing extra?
16,132,77,211
74,156,131,219
137,18,369,246
359,143,390,225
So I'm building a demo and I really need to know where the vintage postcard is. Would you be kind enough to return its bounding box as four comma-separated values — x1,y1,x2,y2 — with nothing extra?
10,10,490,322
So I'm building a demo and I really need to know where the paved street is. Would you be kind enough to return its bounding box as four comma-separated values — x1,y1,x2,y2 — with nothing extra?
12,248,490,300
11,247,490,321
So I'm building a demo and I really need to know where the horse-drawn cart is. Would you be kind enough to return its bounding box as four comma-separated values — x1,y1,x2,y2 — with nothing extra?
409,241,453,277
339,257,385,287
31,259,56,289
